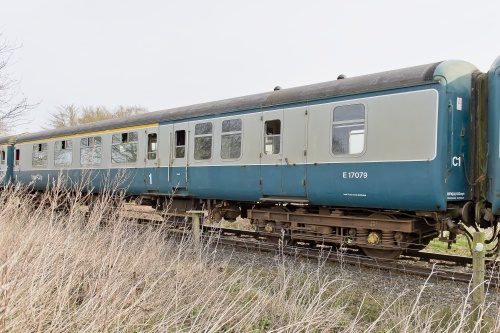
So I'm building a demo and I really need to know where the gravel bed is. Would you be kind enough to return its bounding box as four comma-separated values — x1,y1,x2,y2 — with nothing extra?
204,237,500,317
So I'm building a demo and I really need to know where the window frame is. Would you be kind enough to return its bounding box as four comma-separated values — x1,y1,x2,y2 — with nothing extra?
330,103,367,157
112,131,138,144
193,122,213,161
80,136,103,166
15,149,20,166
175,130,186,159
32,142,48,168
147,133,158,160
111,131,139,164
220,118,243,160
54,139,73,166
264,119,281,155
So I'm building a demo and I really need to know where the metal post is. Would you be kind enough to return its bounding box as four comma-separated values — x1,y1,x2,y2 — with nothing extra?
188,210,203,257
472,231,485,315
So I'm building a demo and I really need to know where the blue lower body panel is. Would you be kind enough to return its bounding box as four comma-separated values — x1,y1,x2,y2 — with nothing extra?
307,161,446,211
15,159,446,211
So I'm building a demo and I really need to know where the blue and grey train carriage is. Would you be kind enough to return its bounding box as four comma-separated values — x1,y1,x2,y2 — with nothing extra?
486,56,500,219
0,58,498,259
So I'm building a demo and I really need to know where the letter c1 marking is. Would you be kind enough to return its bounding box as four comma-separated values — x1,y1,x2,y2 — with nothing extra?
452,156,461,167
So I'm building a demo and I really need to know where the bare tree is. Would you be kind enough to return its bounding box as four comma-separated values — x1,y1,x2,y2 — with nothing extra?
46,104,79,128
46,105,147,129
78,106,112,125
0,34,35,134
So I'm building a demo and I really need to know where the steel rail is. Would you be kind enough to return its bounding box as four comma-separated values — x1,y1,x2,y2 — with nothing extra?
201,227,500,289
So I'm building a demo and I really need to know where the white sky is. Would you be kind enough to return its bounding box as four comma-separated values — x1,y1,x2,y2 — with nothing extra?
1,0,500,134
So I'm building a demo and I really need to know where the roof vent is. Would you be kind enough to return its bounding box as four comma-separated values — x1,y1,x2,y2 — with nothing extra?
337,74,346,80
274,86,282,91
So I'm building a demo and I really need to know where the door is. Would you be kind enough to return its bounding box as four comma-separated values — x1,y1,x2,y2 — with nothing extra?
170,122,189,191
260,109,283,197
144,127,159,191
0,145,13,184
281,106,308,197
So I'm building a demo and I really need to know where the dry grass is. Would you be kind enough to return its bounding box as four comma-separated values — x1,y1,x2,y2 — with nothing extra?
0,182,499,332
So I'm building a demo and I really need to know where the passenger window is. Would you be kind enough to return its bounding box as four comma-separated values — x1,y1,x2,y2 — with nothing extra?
147,133,157,160
54,139,73,166
32,143,48,167
194,122,212,160
112,132,138,144
80,136,102,166
264,120,281,155
175,130,185,158
221,119,242,159
332,104,366,155
111,131,138,163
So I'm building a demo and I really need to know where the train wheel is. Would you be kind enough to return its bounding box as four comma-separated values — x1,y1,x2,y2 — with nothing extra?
360,213,402,260
360,247,403,260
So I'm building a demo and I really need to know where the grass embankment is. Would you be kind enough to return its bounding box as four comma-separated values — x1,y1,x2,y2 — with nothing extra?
427,231,497,256
0,185,499,332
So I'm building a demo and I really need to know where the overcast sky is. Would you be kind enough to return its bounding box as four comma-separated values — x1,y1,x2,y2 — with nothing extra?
1,0,500,134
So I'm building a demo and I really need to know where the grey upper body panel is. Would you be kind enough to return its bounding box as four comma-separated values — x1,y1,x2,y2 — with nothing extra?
0,62,441,144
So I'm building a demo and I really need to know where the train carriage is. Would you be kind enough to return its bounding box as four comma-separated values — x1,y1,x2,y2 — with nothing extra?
0,58,496,259
487,56,500,215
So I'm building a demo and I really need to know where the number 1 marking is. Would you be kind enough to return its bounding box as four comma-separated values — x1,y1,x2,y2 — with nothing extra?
149,173,152,184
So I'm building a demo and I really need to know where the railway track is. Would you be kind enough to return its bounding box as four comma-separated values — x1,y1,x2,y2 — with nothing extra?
201,226,500,289
121,205,500,289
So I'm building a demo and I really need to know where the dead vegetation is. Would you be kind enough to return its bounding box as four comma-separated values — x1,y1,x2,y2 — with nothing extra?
0,183,499,332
